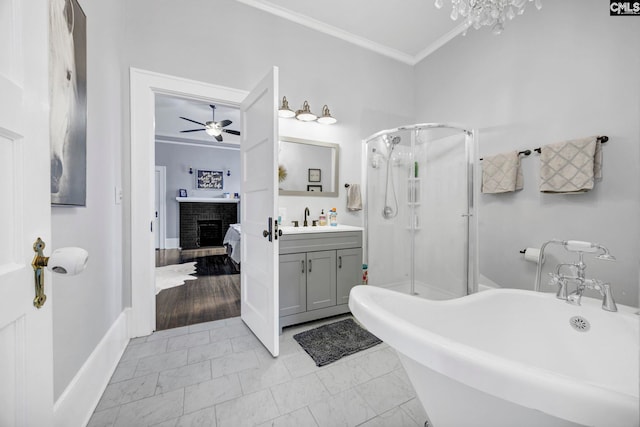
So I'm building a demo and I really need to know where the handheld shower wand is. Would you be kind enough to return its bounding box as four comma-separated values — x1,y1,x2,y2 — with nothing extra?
383,136,401,219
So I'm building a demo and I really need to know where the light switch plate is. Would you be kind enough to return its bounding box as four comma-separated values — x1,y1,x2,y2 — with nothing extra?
115,186,123,205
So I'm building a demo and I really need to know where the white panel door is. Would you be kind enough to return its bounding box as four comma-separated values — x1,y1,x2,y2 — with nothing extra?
0,0,54,425
154,166,166,250
240,67,279,357
154,168,161,249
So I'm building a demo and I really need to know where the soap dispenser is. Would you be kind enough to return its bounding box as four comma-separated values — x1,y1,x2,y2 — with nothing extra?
329,208,337,226
319,209,327,226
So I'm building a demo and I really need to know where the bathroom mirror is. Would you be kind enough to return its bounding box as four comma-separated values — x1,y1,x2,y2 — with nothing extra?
278,136,339,197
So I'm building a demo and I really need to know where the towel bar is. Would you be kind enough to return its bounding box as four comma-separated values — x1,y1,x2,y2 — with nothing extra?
534,136,608,153
345,183,350,188
480,150,531,161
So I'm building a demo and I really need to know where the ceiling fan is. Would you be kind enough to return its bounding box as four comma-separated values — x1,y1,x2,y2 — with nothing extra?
179,104,240,142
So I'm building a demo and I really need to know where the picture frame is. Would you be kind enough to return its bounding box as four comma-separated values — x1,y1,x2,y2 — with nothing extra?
308,168,321,182
307,185,323,192
50,0,87,206
178,189,188,197
196,170,224,190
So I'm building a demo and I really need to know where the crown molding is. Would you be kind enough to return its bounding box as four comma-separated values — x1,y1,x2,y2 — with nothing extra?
156,135,240,151
413,22,468,65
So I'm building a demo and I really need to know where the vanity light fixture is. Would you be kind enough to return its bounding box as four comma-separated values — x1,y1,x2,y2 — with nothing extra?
317,105,337,125
295,101,317,122
278,96,296,118
280,97,337,124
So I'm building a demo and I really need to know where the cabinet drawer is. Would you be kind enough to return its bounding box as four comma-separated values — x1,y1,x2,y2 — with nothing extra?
280,231,362,254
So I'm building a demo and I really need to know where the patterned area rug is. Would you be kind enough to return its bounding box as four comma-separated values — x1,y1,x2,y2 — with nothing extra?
293,318,382,366
155,262,197,295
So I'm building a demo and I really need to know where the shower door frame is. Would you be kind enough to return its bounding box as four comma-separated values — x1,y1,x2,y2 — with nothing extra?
362,123,478,296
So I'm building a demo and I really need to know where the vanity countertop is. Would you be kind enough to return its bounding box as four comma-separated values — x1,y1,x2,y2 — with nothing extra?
175,197,239,203
281,224,364,235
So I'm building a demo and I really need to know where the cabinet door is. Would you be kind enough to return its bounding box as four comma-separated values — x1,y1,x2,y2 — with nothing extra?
279,253,306,316
306,250,337,311
336,248,363,305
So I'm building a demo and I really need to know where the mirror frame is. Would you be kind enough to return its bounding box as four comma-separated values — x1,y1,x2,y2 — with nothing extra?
278,136,340,197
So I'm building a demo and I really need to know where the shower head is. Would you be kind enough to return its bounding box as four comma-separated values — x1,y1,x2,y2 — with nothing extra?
381,135,401,147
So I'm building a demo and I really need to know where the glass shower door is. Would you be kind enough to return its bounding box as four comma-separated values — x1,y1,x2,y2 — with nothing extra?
364,124,477,299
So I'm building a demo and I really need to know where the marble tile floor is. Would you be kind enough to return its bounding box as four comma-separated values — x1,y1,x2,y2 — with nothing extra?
88,314,428,427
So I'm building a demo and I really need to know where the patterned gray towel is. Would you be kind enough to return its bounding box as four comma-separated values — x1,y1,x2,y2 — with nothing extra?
481,151,523,194
539,136,600,193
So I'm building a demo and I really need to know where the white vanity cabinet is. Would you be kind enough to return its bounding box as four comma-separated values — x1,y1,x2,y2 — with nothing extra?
279,229,363,331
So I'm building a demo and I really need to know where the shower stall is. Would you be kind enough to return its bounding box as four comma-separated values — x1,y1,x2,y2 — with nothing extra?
363,123,478,299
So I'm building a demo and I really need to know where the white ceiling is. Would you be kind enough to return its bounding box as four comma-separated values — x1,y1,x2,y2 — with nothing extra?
235,0,466,65
155,1,465,145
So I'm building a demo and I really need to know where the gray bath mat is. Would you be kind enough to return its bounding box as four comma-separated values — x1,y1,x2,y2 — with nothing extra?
293,318,382,366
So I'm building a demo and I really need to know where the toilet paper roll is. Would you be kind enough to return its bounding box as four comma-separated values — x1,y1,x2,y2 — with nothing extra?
523,248,542,263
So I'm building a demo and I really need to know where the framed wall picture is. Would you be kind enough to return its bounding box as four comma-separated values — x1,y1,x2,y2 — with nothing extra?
196,170,224,189
178,189,188,197
307,185,323,192
50,0,87,206
308,168,321,182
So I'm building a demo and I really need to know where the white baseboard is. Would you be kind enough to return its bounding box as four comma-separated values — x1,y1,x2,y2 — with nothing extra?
165,238,179,249
53,309,131,427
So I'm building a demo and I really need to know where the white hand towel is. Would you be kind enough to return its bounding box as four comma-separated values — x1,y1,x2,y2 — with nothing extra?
481,151,523,194
539,136,598,193
347,184,362,211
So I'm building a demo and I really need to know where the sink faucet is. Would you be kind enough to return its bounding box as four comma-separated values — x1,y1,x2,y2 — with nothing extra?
303,207,310,227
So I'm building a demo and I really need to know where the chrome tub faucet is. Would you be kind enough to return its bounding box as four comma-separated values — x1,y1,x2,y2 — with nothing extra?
536,239,617,312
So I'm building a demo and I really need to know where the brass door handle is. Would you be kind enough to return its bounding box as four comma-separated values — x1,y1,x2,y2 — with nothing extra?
30,238,89,309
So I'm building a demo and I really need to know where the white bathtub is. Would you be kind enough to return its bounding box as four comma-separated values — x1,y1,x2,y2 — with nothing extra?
349,286,639,427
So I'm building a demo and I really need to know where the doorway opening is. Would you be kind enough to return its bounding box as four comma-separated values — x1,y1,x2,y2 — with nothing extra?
153,93,242,331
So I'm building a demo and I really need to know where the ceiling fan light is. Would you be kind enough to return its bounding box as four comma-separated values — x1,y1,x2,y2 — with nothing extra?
295,101,317,122
317,105,337,125
205,124,222,136
278,96,296,118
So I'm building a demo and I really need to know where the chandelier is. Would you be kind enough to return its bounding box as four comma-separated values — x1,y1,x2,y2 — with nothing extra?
435,0,542,35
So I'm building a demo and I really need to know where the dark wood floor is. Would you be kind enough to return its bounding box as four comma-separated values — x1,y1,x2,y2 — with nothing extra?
155,248,240,331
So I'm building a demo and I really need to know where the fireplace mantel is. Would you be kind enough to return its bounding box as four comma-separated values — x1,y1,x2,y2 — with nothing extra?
176,197,239,204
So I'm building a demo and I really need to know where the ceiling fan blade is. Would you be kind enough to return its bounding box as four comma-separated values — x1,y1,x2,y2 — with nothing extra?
214,134,223,142
180,117,206,126
180,129,205,133
223,129,240,136
218,119,232,128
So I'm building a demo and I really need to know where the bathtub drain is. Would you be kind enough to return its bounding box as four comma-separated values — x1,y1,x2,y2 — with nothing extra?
569,316,590,332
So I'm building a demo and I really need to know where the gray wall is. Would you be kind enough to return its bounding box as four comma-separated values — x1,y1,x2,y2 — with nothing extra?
414,0,640,306
155,142,241,240
51,0,125,399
